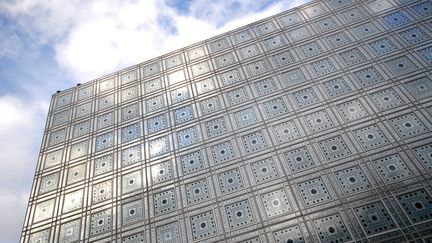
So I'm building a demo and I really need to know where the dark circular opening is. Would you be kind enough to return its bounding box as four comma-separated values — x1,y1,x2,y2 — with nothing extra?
161,199,167,204
405,122,412,128
236,211,242,217
371,215,378,221
98,219,104,225
200,222,207,228
194,188,200,194
311,188,317,194
389,165,396,171
261,167,268,173
331,145,338,151
227,178,234,183
328,227,335,233
129,209,136,215
349,177,356,183
189,160,195,165
415,202,423,209
367,134,374,139
220,149,226,155
296,156,302,162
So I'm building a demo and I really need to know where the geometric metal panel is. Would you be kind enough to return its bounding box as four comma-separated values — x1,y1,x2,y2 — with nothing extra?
352,66,386,87
318,136,352,162
97,112,114,130
383,11,411,28
403,77,432,100
62,190,84,213
399,27,430,46
369,88,404,111
180,150,205,174
261,188,291,217
156,222,180,243
368,37,399,57
413,144,432,171
217,168,244,194
38,172,60,194
273,225,305,243
385,56,418,77
334,166,371,194
94,154,113,176
122,200,144,226
33,199,55,223
205,116,228,138
90,209,112,236
122,170,142,194
185,179,210,205
151,160,174,185
325,31,352,49
121,145,142,167
250,157,280,184
338,48,368,67
303,109,335,133
297,177,331,207
211,141,236,164
271,120,300,144
354,201,396,235
154,189,176,216
66,163,86,185
389,113,428,139
353,125,390,151
283,146,316,173
313,214,352,243
372,154,413,183
190,210,218,241
322,77,352,98
396,189,432,223
225,199,255,230
336,99,369,123
92,180,112,204
234,107,259,129
59,219,81,243
291,87,320,108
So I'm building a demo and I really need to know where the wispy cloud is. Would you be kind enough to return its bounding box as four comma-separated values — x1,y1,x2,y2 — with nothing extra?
0,0,309,241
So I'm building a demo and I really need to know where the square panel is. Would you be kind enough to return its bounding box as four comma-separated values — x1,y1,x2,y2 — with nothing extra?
122,170,143,194
90,209,112,236
97,112,114,130
336,99,369,122
187,46,206,61
233,107,259,129
176,126,200,148
254,20,277,36
231,29,254,45
225,199,255,229
368,37,399,57
328,0,354,9
238,43,262,60
143,78,163,94
92,180,112,204
165,54,183,69
403,77,432,100
48,128,67,147
43,149,63,169
277,12,302,28
194,78,217,96
261,97,290,119
353,22,381,39
413,144,432,171
261,34,287,52
72,120,91,139
70,141,89,160
98,94,115,111
399,27,430,46
55,93,72,109
121,86,139,103
149,136,170,158
410,1,432,18
389,113,428,139
261,188,291,217
217,168,244,194
241,131,268,154
383,11,411,28
122,200,144,226
52,110,70,127
151,160,174,184
286,26,312,42
303,3,326,18
38,173,60,194
121,145,142,167
253,78,279,96
279,68,307,87
297,177,331,207
213,52,237,69
191,61,211,77
205,116,228,138
147,114,168,134
270,51,296,69
325,31,352,49
33,199,55,222
244,60,272,79
180,150,205,174
200,95,224,116
185,179,210,205
250,157,279,184
219,68,243,87
143,62,160,77
284,146,316,173
366,0,393,13
273,225,304,243
156,222,180,243
318,136,352,162
298,41,324,59
173,105,194,124
385,56,418,76
334,166,371,194
418,47,432,65
146,95,165,113
372,154,413,183
310,58,338,77
313,16,339,33
170,86,190,104
153,189,176,216
121,122,141,143
211,141,236,164
190,211,218,240
66,163,86,185
352,66,386,87
99,78,115,93
353,125,389,150
271,120,300,144
313,214,352,243
122,232,145,243
292,87,320,108
208,37,231,53
59,219,81,242
354,201,396,235
121,103,140,122
226,87,250,106
304,109,335,133
396,189,432,223
369,88,404,111
338,48,368,67
322,77,352,98
62,190,83,213
94,154,113,176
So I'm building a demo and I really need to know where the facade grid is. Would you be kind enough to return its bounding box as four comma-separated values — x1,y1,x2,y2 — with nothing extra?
21,0,432,242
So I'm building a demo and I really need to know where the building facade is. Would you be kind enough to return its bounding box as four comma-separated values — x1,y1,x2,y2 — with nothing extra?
21,0,432,242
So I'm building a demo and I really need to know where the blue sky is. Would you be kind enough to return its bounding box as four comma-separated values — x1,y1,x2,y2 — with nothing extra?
0,0,308,242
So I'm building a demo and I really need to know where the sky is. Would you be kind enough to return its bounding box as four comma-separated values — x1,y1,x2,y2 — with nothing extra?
0,0,309,242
